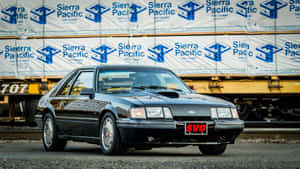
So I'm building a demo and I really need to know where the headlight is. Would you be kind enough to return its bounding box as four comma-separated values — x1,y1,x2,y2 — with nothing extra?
146,107,164,118
210,107,232,119
217,108,232,118
130,107,173,119
130,107,146,119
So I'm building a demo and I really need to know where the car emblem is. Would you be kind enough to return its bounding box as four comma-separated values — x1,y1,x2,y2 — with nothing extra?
187,110,196,114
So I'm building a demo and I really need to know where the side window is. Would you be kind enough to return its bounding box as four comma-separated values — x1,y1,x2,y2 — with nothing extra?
70,71,94,96
57,79,73,96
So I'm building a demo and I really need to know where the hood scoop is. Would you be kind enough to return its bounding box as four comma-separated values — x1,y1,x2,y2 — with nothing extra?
156,91,179,98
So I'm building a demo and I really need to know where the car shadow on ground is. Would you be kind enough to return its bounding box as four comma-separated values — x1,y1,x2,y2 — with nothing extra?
60,147,102,155
60,146,231,157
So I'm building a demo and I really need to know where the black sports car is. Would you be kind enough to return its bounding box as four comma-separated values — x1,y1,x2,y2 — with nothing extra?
35,65,244,155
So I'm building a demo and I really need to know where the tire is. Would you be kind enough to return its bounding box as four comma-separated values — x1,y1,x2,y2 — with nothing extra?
42,113,67,151
199,144,227,155
99,113,126,155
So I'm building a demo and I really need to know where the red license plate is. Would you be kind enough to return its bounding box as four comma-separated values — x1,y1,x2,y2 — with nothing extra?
185,121,208,135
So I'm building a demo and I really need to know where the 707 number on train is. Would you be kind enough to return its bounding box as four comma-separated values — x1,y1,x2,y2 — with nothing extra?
0,84,29,95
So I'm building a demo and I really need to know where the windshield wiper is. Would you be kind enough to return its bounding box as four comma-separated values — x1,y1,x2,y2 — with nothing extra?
167,87,183,92
102,86,131,93
132,85,167,90
132,86,183,92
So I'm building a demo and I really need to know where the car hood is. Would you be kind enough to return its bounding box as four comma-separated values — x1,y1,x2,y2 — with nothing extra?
116,90,234,117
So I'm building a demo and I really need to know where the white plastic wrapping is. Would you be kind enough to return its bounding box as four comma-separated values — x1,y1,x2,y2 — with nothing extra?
1,34,299,77
0,0,299,36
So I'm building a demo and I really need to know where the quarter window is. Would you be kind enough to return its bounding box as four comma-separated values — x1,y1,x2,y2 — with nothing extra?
70,71,94,95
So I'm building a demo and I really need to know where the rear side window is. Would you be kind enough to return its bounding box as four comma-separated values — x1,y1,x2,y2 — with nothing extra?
70,71,94,95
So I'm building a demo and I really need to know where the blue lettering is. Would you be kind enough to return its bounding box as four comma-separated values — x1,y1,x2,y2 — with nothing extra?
57,4,82,18
148,1,175,17
206,0,233,14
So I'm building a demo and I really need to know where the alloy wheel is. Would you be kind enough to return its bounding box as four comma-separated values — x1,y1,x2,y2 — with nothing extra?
43,117,54,147
101,117,114,150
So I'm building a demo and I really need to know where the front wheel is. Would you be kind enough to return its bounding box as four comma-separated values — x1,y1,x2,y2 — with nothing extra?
99,113,126,155
42,113,67,151
199,144,227,155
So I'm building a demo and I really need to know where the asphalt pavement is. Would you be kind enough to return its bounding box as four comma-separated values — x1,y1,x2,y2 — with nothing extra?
0,141,300,169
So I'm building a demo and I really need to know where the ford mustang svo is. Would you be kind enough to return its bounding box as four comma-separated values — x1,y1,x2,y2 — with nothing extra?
35,65,244,155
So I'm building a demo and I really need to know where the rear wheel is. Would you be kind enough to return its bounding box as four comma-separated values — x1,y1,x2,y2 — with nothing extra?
42,113,67,151
99,113,126,155
199,144,227,155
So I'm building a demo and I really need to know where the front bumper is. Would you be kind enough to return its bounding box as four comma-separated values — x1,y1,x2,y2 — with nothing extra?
116,119,244,146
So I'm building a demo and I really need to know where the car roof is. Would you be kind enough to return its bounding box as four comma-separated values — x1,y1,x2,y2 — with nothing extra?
77,65,171,71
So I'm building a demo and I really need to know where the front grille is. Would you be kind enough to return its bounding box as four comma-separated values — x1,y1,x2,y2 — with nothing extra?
174,116,211,121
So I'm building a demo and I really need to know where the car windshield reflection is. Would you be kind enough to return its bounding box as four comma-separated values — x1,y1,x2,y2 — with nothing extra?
98,69,190,94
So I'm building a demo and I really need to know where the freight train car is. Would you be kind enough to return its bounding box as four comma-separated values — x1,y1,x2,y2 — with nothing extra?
1,70,300,124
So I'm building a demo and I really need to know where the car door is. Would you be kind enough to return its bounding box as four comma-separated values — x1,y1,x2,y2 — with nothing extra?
51,72,77,136
61,69,99,137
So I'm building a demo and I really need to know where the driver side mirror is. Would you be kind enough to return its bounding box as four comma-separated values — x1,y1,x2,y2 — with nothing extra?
80,88,95,99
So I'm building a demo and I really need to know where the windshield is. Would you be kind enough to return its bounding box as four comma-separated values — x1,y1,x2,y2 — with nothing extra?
98,69,191,94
